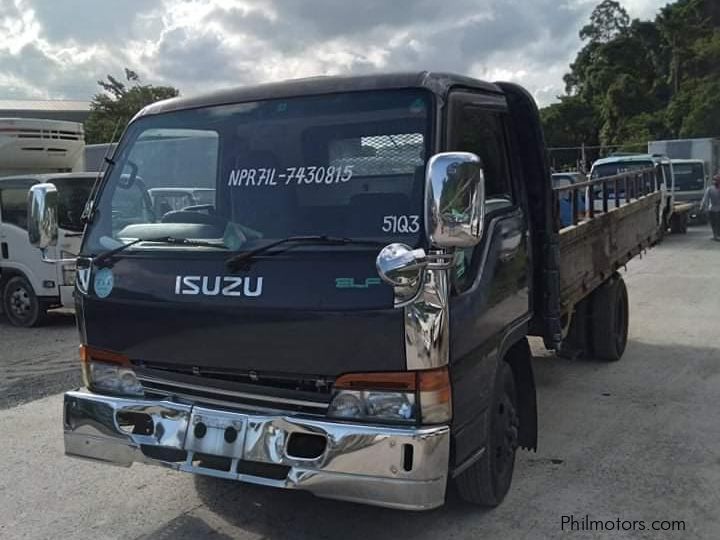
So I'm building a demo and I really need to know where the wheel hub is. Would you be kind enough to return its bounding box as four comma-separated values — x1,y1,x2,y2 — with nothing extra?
10,287,31,317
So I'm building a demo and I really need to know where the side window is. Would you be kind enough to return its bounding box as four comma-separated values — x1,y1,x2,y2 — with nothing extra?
0,188,29,230
449,99,514,213
111,163,154,234
448,94,515,292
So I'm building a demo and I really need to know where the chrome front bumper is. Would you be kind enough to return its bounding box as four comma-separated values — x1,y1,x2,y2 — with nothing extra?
63,390,450,510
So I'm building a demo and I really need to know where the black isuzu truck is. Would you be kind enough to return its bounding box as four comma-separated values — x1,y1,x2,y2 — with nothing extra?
28,72,662,510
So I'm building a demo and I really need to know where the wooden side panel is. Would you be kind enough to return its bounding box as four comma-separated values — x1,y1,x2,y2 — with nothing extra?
558,191,662,310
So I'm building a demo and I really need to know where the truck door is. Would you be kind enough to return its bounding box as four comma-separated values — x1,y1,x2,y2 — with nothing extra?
445,90,532,466
447,91,531,355
0,182,59,298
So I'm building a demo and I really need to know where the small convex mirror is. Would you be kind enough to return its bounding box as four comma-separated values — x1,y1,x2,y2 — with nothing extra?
425,152,485,248
27,183,59,249
376,243,427,288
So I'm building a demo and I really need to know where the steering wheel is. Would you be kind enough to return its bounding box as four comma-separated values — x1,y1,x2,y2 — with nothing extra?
180,203,216,214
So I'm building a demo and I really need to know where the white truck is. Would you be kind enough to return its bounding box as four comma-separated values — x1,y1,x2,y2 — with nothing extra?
0,118,95,326
0,173,96,326
649,138,720,224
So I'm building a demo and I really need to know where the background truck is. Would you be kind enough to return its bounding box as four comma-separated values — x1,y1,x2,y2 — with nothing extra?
649,138,720,224
29,72,662,510
0,118,94,326
0,118,85,175
649,138,720,180
590,153,691,234
0,173,96,326
669,159,707,223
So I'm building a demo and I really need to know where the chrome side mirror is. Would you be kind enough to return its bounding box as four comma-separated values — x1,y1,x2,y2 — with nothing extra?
27,183,59,249
376,243,428,306
425,152,485,248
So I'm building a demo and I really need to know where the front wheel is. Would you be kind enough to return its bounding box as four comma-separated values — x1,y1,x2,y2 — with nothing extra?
2,276,46,327
455,361,519,506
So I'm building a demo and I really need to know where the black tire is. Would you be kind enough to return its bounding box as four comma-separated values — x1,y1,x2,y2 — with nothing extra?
590,275,629,361
559,296,591,358
670,213,688,234
2,276,46,327
670,215,681,234
455,361,519,506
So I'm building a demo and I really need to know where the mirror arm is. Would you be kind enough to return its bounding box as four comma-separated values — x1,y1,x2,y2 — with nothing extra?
425,250,456,270
38,248,76,265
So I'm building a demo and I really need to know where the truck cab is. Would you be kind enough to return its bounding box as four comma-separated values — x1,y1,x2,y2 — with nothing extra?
670,159,707,223
0,173,96,326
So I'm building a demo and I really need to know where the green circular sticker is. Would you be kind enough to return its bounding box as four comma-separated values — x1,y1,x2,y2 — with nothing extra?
93,268,114,298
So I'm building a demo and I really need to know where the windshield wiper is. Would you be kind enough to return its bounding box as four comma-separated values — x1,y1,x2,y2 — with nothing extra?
94,236,227,267
225,235,384,270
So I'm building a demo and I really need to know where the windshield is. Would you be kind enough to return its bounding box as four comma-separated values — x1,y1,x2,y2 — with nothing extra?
672,162,705,191
591,161,654,179
53,176,94,232
84,90,432,253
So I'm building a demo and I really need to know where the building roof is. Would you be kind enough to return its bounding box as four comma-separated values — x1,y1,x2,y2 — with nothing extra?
137,71,503,119
0,99,90,112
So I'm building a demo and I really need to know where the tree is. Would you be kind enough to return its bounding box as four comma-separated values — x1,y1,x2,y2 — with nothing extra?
85,69,179,144
541,95,599,169
667,76,720,137
545,0,720,153
579,0,631,44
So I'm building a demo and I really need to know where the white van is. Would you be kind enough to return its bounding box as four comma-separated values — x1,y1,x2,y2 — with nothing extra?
0,173,96,326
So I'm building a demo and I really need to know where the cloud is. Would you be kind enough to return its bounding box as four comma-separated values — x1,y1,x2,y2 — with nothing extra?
27,0,164,43
0,0,670,106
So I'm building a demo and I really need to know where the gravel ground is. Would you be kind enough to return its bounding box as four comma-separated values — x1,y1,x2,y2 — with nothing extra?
0,309,80,409
0,227,719,539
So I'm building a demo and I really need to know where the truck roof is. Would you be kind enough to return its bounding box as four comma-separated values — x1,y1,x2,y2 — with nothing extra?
136,72,504,119
592,153,670,167
650,137,719,144
671,158,704,165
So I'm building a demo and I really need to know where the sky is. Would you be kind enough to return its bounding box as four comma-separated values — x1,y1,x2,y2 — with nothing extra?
0,0,670,107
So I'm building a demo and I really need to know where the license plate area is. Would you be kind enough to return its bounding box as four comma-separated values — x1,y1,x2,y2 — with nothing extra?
184,406,247,459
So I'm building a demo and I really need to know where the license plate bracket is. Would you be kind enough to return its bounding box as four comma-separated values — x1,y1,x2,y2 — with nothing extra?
184,406,247,459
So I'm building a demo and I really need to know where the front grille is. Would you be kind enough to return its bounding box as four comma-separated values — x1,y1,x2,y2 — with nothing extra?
136,369,331,417
137,361,333,395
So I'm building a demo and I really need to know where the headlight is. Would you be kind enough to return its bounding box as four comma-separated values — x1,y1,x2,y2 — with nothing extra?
61,265,76,286
80,345,144,397
327,367,451,425
328,390,416,422
60,251,77,286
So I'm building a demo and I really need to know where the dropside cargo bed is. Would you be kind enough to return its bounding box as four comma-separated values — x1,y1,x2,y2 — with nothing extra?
558,191,661,312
